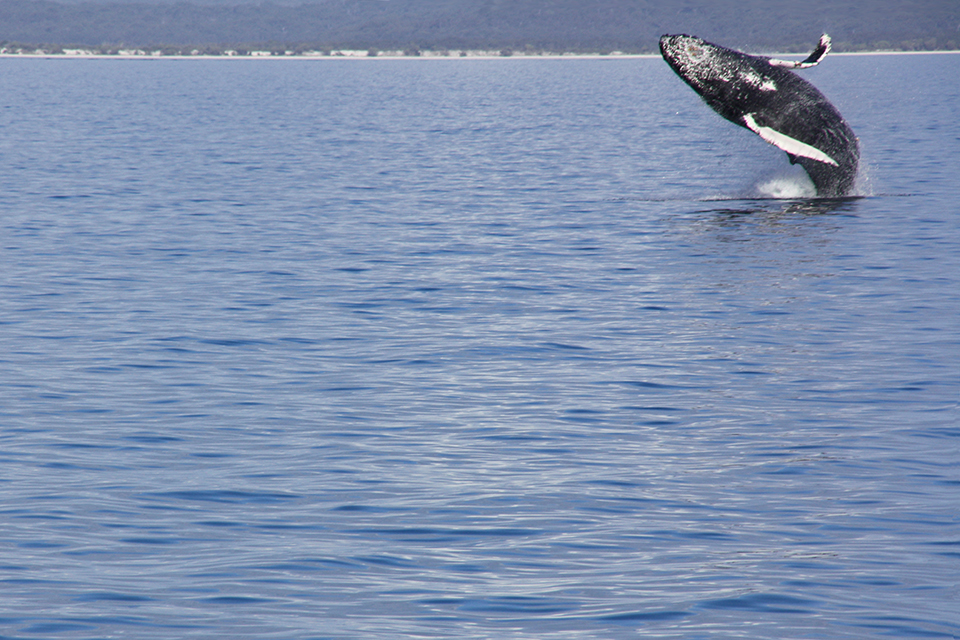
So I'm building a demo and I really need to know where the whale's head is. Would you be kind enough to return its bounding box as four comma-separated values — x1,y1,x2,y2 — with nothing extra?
660,34,776,119
660,35,744,94
659,35,720,78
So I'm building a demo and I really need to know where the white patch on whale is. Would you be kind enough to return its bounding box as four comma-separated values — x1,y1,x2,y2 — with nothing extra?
743,71,777,92
742,113,838,166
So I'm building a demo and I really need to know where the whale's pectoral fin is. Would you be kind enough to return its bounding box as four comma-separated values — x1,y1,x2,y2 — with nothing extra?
769,33,832,69
742,113,838,166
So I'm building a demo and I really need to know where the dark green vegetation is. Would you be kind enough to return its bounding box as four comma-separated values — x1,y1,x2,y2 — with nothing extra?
1,0,957,54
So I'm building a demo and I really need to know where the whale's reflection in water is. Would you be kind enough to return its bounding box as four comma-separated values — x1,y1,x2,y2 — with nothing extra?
698,196,862,219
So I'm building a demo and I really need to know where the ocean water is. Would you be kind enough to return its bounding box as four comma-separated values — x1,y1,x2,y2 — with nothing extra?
0,53,957,639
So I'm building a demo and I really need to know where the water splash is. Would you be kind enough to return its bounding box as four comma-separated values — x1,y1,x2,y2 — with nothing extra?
748,157,874,199
750,169,817,199
852,162,875,197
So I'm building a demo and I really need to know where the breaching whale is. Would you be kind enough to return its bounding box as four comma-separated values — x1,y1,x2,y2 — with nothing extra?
659,34,859,197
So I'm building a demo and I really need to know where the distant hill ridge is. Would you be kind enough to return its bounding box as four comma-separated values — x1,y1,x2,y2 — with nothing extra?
0,0,957,53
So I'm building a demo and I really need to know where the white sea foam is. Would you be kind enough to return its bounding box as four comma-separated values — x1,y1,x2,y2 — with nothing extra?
852,162,875,197
751,169,817,199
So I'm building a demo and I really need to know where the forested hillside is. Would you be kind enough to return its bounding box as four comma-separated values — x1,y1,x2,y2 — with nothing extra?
0,0,956,53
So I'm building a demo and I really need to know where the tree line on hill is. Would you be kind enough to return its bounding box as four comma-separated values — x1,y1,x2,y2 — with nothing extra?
0,0,957,55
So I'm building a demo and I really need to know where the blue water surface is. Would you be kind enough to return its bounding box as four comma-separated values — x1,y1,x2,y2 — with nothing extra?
0,54,958,639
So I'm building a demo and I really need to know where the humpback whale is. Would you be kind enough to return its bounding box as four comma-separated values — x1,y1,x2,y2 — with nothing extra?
659,34,859,197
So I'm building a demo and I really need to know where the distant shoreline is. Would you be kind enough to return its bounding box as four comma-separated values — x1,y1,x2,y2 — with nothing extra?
1,49,958,61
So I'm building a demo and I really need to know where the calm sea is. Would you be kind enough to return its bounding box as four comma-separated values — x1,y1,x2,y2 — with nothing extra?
0,53,957,639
